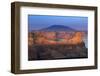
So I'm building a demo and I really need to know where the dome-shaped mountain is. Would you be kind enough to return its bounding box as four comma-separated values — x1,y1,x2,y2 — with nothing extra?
38,25,76,32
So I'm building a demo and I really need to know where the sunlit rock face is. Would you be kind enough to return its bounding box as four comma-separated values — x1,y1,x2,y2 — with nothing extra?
28,25,87,45
28,33,34,46
28,30,87,60
67,32,83,44
28,25,88,60
28,31,86,45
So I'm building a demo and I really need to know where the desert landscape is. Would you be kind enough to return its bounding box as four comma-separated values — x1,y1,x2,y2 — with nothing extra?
28,25,88,60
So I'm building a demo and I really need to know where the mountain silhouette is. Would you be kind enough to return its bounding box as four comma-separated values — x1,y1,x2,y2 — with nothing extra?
38,25,76,32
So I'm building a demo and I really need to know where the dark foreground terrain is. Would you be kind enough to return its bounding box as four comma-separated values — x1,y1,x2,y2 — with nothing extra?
28,42,88,60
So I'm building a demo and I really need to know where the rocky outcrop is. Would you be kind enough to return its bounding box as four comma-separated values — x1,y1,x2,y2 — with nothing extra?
28,25,88,60
28,42,88,60
28,31,86,45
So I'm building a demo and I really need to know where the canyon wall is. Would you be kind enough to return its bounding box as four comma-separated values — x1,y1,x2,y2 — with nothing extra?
28,31,87,46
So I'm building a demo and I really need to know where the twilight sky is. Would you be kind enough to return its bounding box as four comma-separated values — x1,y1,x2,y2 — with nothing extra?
28,15,88,32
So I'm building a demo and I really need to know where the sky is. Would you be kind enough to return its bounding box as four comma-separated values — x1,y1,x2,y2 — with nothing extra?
28,15,88,32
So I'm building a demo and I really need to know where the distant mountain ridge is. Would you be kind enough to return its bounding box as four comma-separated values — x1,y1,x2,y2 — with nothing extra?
32,25,87,32
37,25,76,32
